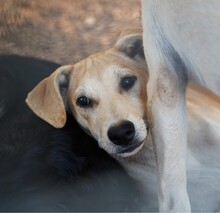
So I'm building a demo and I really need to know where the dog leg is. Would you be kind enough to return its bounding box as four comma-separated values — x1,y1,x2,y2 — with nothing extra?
147,65,190,212
142,3,190,212
146,52,190,212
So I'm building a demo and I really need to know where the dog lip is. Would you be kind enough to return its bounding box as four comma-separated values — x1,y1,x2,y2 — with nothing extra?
116,141,144,154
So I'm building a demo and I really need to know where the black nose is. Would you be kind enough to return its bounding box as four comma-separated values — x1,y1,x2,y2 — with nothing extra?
107,120,135,145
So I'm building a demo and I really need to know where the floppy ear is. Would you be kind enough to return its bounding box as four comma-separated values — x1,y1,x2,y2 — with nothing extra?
114,28,145,61
26,65,73,128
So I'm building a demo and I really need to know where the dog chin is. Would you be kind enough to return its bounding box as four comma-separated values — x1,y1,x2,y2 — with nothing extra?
114,141,145,158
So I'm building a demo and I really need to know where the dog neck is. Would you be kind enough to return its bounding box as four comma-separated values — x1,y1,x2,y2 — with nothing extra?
114,134,157,181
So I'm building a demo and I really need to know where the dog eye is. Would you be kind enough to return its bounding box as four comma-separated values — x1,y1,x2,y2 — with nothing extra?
120,76,137,90
76,96,93,108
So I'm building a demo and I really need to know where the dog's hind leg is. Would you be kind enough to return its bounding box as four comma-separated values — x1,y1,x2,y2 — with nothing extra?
142,3,190,212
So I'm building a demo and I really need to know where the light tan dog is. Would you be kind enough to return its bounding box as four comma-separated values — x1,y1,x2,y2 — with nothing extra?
26,29,220,212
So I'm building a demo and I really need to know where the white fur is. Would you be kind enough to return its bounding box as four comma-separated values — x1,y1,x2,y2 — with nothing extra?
142,0,220,211
118,108,220,212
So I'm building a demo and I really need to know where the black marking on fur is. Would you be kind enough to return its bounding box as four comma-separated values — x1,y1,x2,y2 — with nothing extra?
125,38,145,59
58,72,70,100
155,21,189,91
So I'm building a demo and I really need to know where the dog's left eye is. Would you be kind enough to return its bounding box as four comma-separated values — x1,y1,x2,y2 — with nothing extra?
76,96,93,108
120,76,137,91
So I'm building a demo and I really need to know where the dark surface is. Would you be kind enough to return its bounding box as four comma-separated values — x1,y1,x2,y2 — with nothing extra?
0,55,59,117
0,55,143,211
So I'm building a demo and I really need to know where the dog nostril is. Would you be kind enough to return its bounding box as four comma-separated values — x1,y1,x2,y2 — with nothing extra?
107,120,135,146
125,129,134,140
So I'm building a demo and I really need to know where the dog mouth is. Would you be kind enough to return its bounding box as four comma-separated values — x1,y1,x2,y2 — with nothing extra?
116,140,144,155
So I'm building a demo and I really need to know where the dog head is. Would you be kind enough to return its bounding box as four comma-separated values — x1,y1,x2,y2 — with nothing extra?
26,28,149,157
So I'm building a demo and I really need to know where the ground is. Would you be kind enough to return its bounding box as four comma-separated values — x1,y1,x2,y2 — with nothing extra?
0,0,141,64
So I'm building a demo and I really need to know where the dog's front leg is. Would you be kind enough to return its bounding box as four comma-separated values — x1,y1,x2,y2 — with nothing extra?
142,7,190,212
146,56,190,212
147,64,190,212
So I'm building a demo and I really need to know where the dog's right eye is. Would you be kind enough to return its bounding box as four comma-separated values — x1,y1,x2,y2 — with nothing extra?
120,75,137,91
76,96,93,108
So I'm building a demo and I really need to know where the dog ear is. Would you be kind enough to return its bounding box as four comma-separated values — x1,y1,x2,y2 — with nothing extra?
26,65,73,128
114,28,145,61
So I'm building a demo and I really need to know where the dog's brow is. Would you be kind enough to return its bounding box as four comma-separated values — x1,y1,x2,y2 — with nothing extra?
105,65,131,80
75,79,101,99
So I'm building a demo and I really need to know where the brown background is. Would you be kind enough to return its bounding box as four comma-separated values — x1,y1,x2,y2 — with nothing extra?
0,0,141,65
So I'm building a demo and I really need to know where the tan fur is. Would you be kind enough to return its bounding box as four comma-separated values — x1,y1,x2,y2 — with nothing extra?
26,28,220,211
26,65,73,128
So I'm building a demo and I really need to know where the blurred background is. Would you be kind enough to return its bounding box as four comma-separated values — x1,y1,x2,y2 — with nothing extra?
0,0,141,64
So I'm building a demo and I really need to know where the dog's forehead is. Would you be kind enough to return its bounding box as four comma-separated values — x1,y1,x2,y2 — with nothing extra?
72,52,135,84
73,64,130,98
